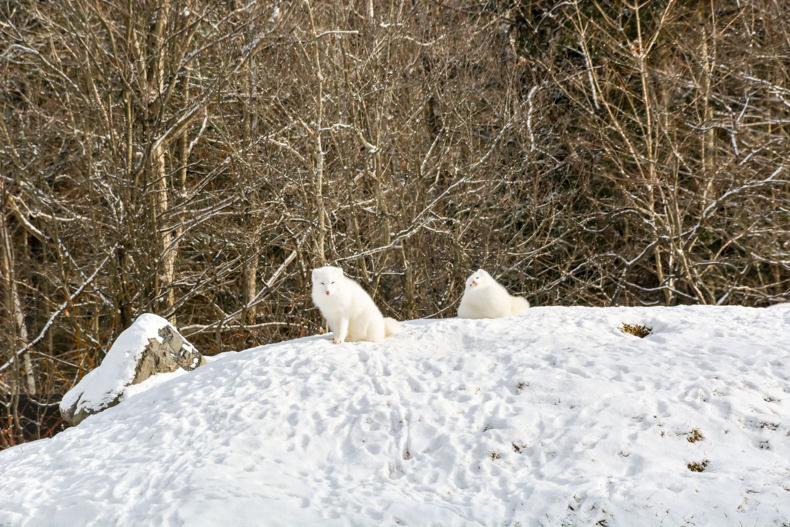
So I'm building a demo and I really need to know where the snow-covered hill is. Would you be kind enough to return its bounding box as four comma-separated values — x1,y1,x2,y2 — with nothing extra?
1,306,789,527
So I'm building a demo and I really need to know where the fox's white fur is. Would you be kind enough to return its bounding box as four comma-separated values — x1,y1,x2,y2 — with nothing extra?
457,269,530,319
311,266,400,344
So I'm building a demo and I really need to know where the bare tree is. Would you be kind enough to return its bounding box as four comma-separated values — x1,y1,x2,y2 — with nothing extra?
1,0,787,447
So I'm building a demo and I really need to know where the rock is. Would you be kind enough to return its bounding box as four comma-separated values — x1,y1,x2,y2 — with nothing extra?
60,314,205,426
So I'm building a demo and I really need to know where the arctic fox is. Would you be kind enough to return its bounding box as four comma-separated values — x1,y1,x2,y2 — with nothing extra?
311,266,400,344
457,269,530,319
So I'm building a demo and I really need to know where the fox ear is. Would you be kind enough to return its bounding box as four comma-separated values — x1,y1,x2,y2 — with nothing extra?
311,269,319,280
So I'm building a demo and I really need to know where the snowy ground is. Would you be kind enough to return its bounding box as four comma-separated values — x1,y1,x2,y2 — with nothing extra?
1,306,789,527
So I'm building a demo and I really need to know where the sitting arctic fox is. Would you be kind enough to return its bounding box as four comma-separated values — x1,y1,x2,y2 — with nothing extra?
457,269,530,319
311,266,400,344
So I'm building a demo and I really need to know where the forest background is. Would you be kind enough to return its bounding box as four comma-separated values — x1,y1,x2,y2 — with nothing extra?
1,0,788,448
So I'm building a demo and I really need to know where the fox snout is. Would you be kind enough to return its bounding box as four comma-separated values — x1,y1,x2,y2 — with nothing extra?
325,290,330,295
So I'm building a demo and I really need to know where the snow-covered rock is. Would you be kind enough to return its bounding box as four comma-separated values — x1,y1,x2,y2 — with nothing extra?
59,313,205,425
1,306,788,526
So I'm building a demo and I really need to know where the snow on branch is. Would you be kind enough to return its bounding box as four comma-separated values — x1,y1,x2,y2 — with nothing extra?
181,233,308,338
0,243,120,375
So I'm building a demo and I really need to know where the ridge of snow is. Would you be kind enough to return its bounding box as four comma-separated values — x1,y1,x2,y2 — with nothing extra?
2,306,789,526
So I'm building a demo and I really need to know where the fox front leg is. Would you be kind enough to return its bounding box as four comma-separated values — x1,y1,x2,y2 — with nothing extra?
333,317,349,344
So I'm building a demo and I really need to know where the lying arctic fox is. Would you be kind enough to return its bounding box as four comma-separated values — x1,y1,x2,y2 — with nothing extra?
311,266,400,344
457,269,530,319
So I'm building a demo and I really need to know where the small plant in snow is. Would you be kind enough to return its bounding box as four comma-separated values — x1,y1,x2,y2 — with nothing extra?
512,441,527,453
619,323,652,338
687,459,709,472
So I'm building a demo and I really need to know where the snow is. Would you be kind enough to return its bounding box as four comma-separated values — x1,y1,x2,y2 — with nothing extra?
59,313,194,419
2,306,789,526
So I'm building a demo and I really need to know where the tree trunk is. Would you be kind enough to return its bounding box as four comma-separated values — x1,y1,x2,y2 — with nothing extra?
0,210,35,395
151,1,177,323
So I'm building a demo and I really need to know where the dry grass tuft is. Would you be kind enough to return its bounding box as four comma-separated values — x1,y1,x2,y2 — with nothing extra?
687,459,709,472
619,323,652,338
